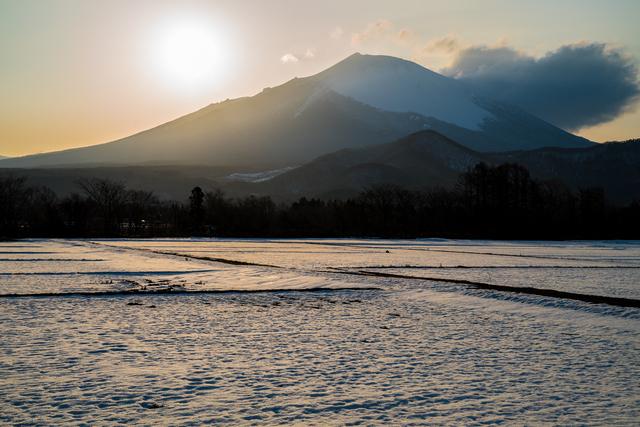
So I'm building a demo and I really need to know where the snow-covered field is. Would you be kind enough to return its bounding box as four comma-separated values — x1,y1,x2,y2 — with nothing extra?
1,238,639,425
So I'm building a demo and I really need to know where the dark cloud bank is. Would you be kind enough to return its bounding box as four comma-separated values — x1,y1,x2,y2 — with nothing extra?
441,42,640,132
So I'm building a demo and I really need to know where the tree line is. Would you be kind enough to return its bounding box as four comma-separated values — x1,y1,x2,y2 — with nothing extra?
1,162,639,240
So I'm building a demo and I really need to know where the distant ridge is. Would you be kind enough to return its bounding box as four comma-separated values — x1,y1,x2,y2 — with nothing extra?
4,132,638,204
229,130,491,199
494,138,640,204
0,53,593,169
231,131,639,204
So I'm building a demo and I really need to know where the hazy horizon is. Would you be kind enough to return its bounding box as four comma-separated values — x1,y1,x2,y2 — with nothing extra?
1,0,639,157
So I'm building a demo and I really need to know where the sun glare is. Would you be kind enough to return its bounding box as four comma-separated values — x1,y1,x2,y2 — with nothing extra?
152,20,230,91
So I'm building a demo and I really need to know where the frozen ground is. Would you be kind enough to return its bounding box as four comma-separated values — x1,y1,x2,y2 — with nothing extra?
1,238,639,425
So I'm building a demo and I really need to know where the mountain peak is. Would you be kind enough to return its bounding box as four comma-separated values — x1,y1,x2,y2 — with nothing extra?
302,53,493,130
315,52,430,79
0,53,593,169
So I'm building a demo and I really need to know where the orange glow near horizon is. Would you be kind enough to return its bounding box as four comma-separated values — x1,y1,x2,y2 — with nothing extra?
1,1,639,158
576,110,640,143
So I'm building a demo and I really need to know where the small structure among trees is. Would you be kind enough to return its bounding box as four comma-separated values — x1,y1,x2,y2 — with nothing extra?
1,163,639,239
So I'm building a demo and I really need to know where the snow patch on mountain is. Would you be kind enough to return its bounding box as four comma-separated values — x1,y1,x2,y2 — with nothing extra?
224,166,300,183
297,54,493,130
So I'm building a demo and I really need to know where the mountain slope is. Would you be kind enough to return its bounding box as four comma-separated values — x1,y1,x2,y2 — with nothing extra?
0,53,592,169
241,130,491,199
6,132,638,205
495,138,640,204
232,132,638,204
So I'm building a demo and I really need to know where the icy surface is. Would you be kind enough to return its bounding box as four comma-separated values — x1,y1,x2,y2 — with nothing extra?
1,238,640,425
301,54,493,130
0,240,361,296
98,238,640,299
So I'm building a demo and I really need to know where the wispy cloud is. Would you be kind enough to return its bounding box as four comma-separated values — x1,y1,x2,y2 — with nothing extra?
387,28,414,45
280,53,299,64
438,40,640,131
330,26,344,40
281,50,316,64
417,36,461,55
351,20,394,44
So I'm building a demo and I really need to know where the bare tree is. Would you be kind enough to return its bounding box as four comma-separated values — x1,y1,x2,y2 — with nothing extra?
75,177,127,234
126,189,159,236
360,184,400,237
205,188,229,235
0,173,33,236
28,186,61,235
60,193,92,236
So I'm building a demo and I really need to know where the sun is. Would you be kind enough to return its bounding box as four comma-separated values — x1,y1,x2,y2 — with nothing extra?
153,22,228,91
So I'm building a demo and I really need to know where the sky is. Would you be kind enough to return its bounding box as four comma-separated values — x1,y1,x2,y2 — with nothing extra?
1,0,639,158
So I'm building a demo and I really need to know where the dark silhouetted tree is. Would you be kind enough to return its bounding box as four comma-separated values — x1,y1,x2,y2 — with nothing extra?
235,195,277,236
28,186,63,236
60,193,92,236
361,184,400,237
204,188,229,235
189,186,205,233
0,173,33,237
75,177,128,235
579,186,608,238
125,189,159,236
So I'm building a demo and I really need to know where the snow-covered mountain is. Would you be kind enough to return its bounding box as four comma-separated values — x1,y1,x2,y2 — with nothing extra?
299,53,492,130
0,53,593,169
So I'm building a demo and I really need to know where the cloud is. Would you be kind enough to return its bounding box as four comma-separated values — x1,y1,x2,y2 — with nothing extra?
331,26,344,40
281,50,315,64
440,41,640,131
351,20,394,44
418,36,461,55
280,53,299,64
388,28,414,45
